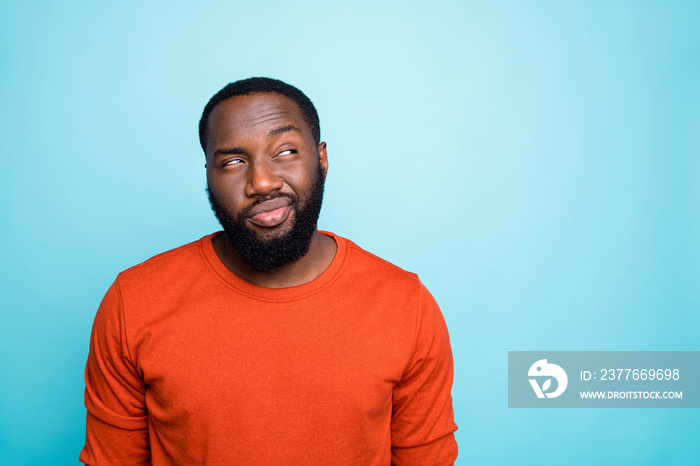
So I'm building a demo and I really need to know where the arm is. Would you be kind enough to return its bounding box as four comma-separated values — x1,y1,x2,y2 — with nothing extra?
80,278,151,465
391,281,458,465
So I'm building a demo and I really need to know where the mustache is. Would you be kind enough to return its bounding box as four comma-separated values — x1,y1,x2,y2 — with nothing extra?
238,192,299,219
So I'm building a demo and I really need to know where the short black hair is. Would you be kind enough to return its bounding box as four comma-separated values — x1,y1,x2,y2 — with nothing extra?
199,77,320,153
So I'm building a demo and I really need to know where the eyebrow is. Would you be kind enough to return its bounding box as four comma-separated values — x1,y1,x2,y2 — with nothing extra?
267,124,302,139
212,125,303,158
213,146,245,157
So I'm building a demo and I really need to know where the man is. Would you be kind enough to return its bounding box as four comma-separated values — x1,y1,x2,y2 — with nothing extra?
80,77,458,465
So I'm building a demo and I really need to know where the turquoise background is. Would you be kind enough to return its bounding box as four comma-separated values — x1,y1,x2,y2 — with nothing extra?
1,1,698,464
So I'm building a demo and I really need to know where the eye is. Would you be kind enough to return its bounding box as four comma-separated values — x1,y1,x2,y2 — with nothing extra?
222,158,245,167
277,149,296,157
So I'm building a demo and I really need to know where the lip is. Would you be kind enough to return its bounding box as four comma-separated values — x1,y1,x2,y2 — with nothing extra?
247,198,293,228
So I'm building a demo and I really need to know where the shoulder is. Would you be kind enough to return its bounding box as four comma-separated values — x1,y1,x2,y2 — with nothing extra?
121,234,210,273
329,232,422,292
114,233,216,293
98,233,221,334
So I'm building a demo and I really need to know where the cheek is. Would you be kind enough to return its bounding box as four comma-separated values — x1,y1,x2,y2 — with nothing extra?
284,161,319,193
207,175,245,208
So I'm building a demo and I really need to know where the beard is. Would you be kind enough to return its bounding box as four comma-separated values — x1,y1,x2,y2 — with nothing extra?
207,163,326,274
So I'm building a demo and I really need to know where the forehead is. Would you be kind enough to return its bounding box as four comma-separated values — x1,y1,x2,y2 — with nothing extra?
207,93,310,149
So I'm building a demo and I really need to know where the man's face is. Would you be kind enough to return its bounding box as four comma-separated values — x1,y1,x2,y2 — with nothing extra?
205,92,328,273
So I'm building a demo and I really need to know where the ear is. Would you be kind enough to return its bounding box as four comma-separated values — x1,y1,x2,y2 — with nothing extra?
318,141,328,175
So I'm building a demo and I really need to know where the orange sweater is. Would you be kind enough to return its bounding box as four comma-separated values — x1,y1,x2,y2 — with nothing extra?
80,232,458,465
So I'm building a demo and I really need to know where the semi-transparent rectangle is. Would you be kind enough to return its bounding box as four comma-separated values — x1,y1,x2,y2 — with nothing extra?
508,351,700,408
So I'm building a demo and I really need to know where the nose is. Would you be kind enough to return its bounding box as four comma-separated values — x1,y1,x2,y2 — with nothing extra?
245,159,283,197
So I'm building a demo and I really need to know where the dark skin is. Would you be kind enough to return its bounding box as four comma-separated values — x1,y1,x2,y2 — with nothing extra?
205,92,337,288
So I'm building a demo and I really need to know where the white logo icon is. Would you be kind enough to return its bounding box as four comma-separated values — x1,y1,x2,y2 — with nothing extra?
528,359,568,398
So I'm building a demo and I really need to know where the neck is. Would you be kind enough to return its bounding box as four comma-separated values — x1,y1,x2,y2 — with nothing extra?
212,230,337,288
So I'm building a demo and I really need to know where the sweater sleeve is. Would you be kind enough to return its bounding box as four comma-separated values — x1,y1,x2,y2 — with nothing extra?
391,281,458,465
79,278,151,465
